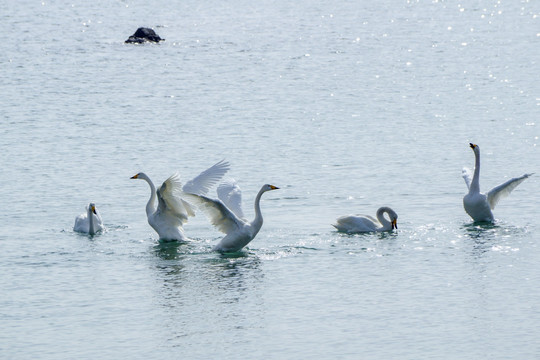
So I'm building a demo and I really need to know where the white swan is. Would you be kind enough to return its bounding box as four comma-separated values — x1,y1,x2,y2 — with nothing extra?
333,207,398,233
463,143,533,222
184,182,279,252
130,160,230,241
74,203,104,235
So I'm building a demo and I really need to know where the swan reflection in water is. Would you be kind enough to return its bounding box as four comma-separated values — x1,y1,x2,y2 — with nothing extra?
151,240,263,296
153,240,187,261
462,221,525,259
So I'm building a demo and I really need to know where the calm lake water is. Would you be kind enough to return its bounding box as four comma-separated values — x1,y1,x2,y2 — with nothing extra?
1,0,539,359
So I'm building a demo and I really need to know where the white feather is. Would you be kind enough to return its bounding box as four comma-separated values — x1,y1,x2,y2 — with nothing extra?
217,178,245,219
182,160,230,195
158,172,192,222
487,173,533,210
183,193,242,234
462,167,473,190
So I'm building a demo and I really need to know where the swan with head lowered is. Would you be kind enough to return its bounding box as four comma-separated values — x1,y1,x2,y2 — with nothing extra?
463,143,533,222
130,160,230,241
333,207,398,233
184,180,279,252
74,203,105,235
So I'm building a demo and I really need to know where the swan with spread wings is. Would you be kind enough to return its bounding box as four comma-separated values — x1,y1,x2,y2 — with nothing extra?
463,143,532,222
131,160,230,241
184,179,279,252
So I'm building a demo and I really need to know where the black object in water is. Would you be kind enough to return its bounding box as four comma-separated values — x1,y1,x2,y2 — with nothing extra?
125,27,164,44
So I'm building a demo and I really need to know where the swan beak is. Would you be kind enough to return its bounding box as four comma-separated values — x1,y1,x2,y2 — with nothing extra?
269,185,279,190
469,143,477,149
91,205,97,214
391,219,398,230
130,174,139,179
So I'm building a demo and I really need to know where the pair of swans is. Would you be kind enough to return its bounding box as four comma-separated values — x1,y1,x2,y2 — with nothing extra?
74,203,105,235
131,161,279,252
333,143,533,233
74,161,232,238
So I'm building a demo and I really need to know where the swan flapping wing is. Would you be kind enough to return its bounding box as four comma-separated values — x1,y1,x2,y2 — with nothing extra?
159,172,195,222
487,173,533,210
462,167,473,190
182,160,230,196
183,193,243,234
217,178,245,219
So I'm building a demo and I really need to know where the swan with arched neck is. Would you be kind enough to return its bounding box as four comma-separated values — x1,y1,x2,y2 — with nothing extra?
333,207,398,233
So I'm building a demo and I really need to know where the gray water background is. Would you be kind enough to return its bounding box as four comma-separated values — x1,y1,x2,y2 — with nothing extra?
1,0,539,359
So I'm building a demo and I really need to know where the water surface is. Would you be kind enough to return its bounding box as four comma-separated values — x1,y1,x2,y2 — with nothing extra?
1,0,539,359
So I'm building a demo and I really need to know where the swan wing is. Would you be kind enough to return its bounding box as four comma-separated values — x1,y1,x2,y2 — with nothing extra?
158,172,194,222
182,160,230,196
183,193,242,234
352,215,380,231
487,173,533,210
73,213,88,232
217,178,245,219
462,167,473,190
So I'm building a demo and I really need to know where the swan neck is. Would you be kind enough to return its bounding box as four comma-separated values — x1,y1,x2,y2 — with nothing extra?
143,176,157,216
376,208,392,229
88,207,96,235
251,188,266,230
470,149,481,193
